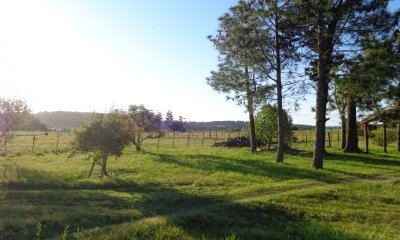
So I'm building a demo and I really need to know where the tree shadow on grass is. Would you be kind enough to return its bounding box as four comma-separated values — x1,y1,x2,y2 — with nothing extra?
145,151,338,184
325,152,400,167
0,167,366,240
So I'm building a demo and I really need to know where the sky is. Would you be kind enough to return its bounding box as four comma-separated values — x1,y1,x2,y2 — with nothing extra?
0,0,399,125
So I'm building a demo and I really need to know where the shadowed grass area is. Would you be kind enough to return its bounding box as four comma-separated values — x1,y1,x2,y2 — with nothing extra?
1,145,400,239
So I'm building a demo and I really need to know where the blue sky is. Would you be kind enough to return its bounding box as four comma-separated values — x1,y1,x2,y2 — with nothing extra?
0,0,398,125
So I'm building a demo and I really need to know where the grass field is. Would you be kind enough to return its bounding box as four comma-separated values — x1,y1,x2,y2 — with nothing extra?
3,128,392,156
1,141,400,239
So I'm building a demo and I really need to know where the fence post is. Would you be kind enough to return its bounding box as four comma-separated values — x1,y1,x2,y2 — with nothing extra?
202,131,205,146
157,135,161,149
172,131,176,148
337,129,340,148
228,131,231,139
328,131,332,147
305,133,308,146
187,132,191,147
383,124,387,153
214,131,218,145
32,135,36,153
3,136,7,156
56,133,60,154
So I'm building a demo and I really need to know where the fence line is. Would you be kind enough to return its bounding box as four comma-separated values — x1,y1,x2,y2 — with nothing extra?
0,128,394,156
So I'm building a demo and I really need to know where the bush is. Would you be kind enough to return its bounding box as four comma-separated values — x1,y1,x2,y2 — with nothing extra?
371,128,397,146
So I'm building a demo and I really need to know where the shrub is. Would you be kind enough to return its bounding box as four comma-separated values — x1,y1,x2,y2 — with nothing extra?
371,128,397,146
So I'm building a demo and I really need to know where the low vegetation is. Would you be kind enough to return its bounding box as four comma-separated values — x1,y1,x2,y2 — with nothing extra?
1,143,399,239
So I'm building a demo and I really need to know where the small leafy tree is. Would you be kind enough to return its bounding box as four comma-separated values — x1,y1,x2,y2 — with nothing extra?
165,110,174,128
128,105,163,151
254,105,293,150
0,98,31,155
72,110,130,178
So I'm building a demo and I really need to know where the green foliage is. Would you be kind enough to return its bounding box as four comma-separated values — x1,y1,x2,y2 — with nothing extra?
371,128,397,146
254,105,293,146
0,98,32,155
72,110,131,177
73,111,130,157
35,222,42,240
60,225,69,240
128,105,163,151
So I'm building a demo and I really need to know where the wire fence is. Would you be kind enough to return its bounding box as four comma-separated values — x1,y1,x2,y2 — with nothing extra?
0,128,394,156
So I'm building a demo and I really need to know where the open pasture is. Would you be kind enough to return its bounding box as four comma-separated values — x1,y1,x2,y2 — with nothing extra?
1,142,400,239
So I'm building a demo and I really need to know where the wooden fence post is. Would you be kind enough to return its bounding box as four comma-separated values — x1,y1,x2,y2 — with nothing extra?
202,131,205,146
383,124,387,153
3,136,7,156
305,133,308,146
214,131,218,145
56,133,60,154
187,132,191,147
32,135,36,153
337,129,340,148
328,131,332,147
172,132,175,148
157,136,161,149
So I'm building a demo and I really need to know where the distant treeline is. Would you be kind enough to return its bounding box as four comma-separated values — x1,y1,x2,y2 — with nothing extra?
35,111,316,131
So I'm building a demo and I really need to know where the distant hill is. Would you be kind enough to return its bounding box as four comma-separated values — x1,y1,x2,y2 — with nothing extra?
35,111,96,129
184,121,247,131
36,111,315,131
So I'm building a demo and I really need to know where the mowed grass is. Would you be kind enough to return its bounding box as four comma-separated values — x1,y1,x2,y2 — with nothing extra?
1,143,400,240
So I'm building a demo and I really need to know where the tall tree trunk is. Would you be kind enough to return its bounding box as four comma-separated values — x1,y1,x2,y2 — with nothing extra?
249,111,256,153
340,114,346,149
344,96,360,153
364,122,369,153
275,1,285,163
101,154,108,178
397,124,400,152
312,9,333,169
245,66,256,153
313,54,329,169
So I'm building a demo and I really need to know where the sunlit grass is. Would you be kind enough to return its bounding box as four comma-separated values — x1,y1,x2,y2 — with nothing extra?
1,142,399,239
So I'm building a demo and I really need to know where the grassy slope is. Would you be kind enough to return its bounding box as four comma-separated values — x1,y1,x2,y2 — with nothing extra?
0,144,400,240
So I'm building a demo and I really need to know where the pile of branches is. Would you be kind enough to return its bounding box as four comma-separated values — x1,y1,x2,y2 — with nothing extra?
214,136,262,147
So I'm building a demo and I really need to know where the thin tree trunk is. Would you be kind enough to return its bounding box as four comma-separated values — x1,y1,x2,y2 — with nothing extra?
245,66,256,153
364,122,369,153
344,96,360,153
88,159,96,177
101,154,108,179
275,2,284,163
340,114,346,149
249,111,256,153
397,124,400,152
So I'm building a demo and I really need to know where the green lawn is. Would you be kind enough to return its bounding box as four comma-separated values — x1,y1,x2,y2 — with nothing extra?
1,144,400,239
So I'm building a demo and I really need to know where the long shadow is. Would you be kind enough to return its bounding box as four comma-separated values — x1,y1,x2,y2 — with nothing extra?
325,152,400,167
0,167,365,240
145,151,338,184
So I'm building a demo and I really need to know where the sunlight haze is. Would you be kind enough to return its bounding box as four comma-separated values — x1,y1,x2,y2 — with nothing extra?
2,0,397,125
